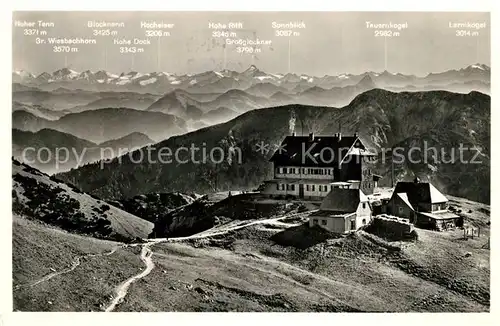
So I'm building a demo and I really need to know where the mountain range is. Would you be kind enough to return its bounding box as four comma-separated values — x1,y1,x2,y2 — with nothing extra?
12,64,490,134
12,129,154,174
13,108,186,143
12,64,491,201
13,64,490,95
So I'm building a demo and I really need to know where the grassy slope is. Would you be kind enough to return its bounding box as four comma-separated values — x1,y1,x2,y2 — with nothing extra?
13,216,144,311
116,230,487,312
117,197,489,312
13,196,489,312
13,161,153,240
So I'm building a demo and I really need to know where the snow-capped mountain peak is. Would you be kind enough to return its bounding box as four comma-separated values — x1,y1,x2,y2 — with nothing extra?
13,70,34,78
247,65,258,72
52,68,79,81
11,63,490,94
468,63,490,71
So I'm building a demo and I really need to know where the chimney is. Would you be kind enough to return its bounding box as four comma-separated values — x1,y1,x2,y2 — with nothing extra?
354,132,358,138
338,132,342,141
308,132,315,141
414,176,420,183
292,132,296,136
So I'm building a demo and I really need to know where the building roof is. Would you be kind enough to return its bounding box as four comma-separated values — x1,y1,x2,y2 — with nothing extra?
320,188,368,212
269,134,365,167
419,211,460,220
311,210,355,218
330,181,352,186
397,193,414,210
392,181,448,206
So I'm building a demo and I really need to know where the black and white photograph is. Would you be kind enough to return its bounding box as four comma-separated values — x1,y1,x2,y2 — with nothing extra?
8,8,492,315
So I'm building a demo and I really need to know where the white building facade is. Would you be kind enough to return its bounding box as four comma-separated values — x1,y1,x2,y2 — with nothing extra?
260,132,378,201
309,188,372,233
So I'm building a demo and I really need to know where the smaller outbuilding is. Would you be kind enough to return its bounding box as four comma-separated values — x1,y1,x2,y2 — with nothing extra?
309,188,372,234
386,178,461,230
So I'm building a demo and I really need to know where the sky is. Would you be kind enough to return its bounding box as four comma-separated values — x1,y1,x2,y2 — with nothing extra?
12,11,490,76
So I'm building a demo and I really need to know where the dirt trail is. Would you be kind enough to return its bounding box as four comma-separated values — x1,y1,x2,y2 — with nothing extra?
104,210,314,312
105,244,155,312
151,211,314,243
14,246,119,290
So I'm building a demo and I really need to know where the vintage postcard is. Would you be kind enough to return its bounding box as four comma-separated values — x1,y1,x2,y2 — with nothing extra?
6,3,494,322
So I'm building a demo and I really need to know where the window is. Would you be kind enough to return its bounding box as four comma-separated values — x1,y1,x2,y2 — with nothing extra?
306,185,310,191
291,184,295,191
312,185,315,191
313,219,319,225
350,220,356,230
362,203,366,209
362,219,366,225
321,219,327,225
276,184,280,191
399,207,404,214
434,204,443,211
